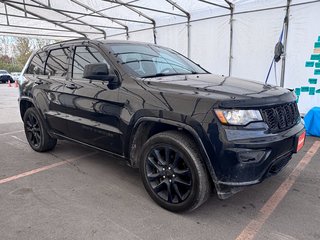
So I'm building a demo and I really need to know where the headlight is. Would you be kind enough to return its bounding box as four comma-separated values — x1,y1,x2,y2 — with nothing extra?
214,109,262,125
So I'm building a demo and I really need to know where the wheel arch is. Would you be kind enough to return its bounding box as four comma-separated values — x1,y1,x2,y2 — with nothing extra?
128,117,218,183
19,97,35,120
19,97,55,138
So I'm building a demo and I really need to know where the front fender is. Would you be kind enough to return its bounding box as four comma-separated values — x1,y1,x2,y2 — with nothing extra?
128,114,218,183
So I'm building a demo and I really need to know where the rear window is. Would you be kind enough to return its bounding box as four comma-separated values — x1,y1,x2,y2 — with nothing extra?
46,48,71,77
27,52,47,75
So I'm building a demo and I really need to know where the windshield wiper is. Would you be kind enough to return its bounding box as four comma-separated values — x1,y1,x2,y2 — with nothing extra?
141,73,187,78
141,71,203,78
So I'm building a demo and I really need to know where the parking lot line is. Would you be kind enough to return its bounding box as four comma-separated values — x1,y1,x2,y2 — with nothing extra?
0,152,96,185
0,130,24,136
235,141,320,240
11,135,28,144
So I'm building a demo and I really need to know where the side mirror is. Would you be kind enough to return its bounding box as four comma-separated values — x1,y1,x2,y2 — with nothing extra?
83,63,114,81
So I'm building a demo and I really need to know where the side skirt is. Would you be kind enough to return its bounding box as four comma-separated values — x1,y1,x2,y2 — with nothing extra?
52,132,129,163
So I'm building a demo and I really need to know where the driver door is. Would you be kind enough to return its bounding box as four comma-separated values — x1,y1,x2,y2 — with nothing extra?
63,45,123,155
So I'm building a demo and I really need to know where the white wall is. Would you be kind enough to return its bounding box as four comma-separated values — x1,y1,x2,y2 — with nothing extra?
284,2,320,114
190,17,230,76
231,8,285,85
157,24,188,57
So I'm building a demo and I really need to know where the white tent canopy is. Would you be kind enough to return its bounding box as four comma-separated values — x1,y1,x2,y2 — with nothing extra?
0,0,239,40
1,0,320,113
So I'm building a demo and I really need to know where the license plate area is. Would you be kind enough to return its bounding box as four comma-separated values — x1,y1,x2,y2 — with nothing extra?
294,131,306,153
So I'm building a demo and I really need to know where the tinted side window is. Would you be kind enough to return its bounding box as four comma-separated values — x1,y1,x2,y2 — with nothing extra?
46,48,71,77
72,46,109,79
27,52,47,75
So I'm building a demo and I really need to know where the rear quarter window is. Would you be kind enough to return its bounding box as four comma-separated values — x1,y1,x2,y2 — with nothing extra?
46,48,71,77
27,51,48,75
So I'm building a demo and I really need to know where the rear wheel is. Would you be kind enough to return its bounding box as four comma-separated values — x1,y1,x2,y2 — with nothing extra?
140,131,210,212
23,107,57,152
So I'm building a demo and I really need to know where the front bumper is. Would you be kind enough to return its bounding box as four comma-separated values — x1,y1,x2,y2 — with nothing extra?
207,120,305,196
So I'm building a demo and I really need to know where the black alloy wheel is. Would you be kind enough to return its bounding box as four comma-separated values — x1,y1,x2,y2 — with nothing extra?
25,112,41,148
145,145,192,204
23,107,57,152
140,131,210,212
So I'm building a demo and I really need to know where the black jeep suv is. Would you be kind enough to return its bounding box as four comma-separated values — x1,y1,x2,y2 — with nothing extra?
19,39,305,212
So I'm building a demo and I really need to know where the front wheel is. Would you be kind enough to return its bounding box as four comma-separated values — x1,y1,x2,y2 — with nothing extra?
23,107,57,152
140,131,210,212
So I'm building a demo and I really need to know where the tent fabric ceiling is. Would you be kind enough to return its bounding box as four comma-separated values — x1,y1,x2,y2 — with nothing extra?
0,0,260,40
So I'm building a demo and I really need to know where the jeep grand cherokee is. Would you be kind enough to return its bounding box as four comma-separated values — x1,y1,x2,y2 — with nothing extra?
19,39,305,212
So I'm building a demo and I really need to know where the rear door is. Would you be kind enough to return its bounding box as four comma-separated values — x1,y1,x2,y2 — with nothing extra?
63,44,123,154
25,49,71,135
42,47,71,135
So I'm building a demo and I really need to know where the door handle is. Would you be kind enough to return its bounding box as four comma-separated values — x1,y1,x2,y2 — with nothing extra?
34,79,43,85
66,83,77,90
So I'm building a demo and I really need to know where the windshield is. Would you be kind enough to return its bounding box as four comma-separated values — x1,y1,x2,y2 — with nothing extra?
108,43,208,78
0,70,8,74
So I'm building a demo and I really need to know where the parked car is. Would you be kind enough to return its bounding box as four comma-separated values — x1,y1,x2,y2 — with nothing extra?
11,72,21,82
0,70,13,83
19,39,305,212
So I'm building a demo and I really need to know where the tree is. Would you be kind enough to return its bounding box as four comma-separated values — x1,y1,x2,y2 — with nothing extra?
0,36,56,72
15,37,32,67
0,36,12,56
34,38,54,49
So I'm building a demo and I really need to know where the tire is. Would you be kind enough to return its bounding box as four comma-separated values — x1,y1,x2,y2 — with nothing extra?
23,107,57,152
140,130,210,212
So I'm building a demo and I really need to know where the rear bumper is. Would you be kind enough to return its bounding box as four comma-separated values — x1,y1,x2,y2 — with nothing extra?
207,121,305,193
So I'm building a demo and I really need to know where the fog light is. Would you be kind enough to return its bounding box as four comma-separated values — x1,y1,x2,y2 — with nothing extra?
237,150,267,163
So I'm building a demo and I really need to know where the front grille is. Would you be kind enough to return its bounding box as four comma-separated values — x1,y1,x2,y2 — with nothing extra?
261,102,300,133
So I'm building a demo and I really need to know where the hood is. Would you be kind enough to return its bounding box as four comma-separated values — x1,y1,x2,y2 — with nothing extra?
142,74,296,108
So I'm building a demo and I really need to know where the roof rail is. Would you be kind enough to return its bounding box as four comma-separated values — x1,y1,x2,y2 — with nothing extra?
40,37,90,51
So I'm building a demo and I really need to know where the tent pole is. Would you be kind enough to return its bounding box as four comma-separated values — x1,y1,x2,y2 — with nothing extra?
4,2,9,25
0,0,87,38
103,0,157,43
31,0,107,39
225,0,234,76
187,17,191,58
22,0,27,17
70,0,128,39
198,0,230,10
280,0,291,87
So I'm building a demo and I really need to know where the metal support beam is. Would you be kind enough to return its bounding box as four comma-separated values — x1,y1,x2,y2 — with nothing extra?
4,0,152,25
198,0,231,10
0,31,80,39
102,0,186,18
102,0,157,44
280,0,291,87
63,0,138,29
22,0,27,17
0,1,87,38
70,0,129,40
4,2,9,25
0,12,124,30
0,23,99,34
165,0,191,57
225,0,234,76
31,0,106,39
